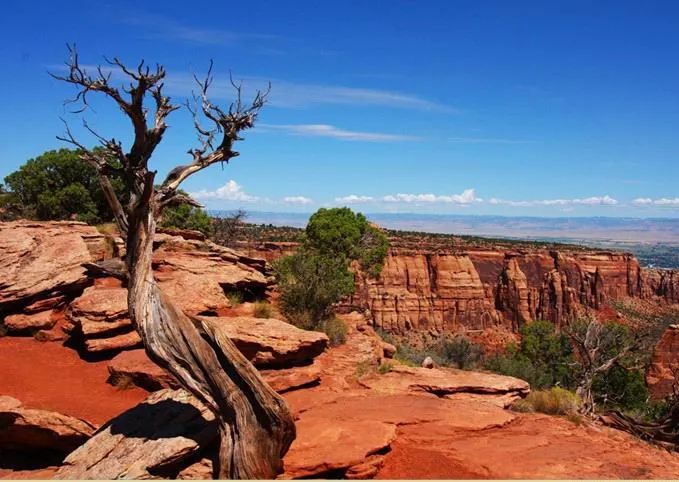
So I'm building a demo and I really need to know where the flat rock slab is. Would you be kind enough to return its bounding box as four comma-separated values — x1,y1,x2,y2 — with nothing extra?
0,395,96,455
3,311,55,334
54,389,216,480
200,316,329,368
360,365,529,403
0,221,101,314
280,392,515,479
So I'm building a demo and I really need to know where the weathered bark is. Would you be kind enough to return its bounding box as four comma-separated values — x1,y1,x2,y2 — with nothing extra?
125,199,295,478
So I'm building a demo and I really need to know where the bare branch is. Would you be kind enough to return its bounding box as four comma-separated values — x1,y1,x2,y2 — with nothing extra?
158,64,269,201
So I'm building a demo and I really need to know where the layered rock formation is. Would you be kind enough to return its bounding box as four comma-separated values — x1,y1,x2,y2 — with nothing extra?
646,324,679,399
352,246,678,336
0,221,107,316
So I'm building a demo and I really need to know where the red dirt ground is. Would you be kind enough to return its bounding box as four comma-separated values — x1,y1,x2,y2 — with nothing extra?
0,337,147,425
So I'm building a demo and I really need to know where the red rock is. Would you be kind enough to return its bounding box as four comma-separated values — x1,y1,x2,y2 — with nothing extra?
646,324,679,399
261,365,322,393
54,389,216,480
0,395,96,455
85,331,141,353
381,341,396,358
108,349,322,394
153,237,270,315
359,365,529,405
3,311,55,334
0,221,103,314
200,316,328,368
107,349,178,391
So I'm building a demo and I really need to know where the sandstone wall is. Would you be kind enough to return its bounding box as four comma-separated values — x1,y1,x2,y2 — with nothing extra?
350,247,678,335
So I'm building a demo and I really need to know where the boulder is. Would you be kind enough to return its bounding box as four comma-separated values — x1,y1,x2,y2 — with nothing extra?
381,341,396,359
54,389,217,480
3,311,55,334
200,316,328,368
0,222,102,315
0,396,96,455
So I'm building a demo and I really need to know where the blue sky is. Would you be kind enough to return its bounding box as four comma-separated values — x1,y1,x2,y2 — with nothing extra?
1,0,678,217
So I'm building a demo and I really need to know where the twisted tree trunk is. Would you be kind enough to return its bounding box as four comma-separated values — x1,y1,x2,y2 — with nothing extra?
52,47,296,478
124,198,295,478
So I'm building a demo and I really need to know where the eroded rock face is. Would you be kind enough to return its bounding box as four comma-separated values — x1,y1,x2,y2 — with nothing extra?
199,316,329,368
0,396,96,455
647,325,679,399
0,221,104,316
153,235,270,316
352,246,673,336
54,389,216,480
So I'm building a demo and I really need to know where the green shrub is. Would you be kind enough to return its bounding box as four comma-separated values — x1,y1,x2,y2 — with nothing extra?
592,365,649,412
378,361,394,374
4,148,127,223
226,291,243,306
253,301,272,319
320,318,348,346
274,250,355,327
434,335,483,369
485,320,574,389
305,207,389,277
160,202,214,237
513,387,580,416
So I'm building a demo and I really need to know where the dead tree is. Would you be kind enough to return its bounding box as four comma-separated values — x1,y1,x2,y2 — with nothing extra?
51,46,295,479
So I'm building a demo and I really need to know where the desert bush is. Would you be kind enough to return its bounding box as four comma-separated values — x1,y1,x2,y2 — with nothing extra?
434,335,483,369
253,301,272,319
273,249,355,327
512,387,581,416
485,320,574,389
319,318,348,346
378,361,394,374
226,291,244,306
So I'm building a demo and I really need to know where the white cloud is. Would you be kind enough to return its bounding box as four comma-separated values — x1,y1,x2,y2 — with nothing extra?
190,180,259,202
335,195,375,204
282,196,313,205
382,189,481,204
258,124,420,142
489,195,618,207
633,197,679,206
162,72,451,111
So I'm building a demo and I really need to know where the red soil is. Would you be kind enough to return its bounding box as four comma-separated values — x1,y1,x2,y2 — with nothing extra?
0,337,147,425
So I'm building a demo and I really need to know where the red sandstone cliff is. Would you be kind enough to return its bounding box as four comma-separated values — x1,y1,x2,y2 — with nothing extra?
349,246,678,336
